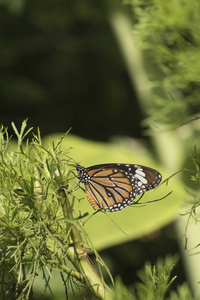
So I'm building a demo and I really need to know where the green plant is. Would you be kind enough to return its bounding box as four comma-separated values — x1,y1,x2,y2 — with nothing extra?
119,0,200,134
0,121,197,299
112,255,196,300
0,121,112,299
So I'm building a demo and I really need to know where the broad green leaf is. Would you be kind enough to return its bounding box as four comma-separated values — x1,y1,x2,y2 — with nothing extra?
43,133,183,251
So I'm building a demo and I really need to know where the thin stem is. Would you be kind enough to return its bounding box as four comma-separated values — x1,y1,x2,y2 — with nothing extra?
57,187,112,299
59,264,84,282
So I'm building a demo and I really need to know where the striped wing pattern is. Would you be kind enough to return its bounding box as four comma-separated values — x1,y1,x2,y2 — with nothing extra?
76,163,162,212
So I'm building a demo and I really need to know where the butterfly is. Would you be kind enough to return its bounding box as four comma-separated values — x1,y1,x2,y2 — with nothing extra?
76,163,162,212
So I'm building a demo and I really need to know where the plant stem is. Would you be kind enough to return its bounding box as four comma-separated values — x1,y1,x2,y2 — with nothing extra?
57,187,112,299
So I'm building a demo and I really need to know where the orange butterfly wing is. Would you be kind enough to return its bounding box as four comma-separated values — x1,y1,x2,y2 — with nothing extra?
85,167,136,211
76,164,162,212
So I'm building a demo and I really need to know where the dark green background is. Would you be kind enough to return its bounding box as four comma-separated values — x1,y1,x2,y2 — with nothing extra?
0,0,142,141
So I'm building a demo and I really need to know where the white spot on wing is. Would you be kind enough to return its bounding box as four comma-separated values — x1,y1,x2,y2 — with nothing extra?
135,173,148,184
135,169,146,177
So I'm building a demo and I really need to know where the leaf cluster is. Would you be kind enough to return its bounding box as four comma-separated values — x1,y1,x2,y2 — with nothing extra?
0,122,74,298
112,255,196,300
125,0,200,130
0,121,105,299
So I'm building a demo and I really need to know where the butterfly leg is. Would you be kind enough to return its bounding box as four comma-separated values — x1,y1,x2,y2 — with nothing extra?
134,193,145,204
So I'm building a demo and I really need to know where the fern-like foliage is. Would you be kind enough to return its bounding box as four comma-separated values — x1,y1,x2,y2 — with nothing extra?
112,255,195,300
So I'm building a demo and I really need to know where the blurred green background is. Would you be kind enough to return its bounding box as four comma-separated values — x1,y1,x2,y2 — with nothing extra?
1,0,200,299
0,0,142,140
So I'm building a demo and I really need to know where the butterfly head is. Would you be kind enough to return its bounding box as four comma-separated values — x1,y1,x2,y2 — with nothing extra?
76,164,90,184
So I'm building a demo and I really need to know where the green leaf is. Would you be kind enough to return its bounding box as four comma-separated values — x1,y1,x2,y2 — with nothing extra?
43,133,184,250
